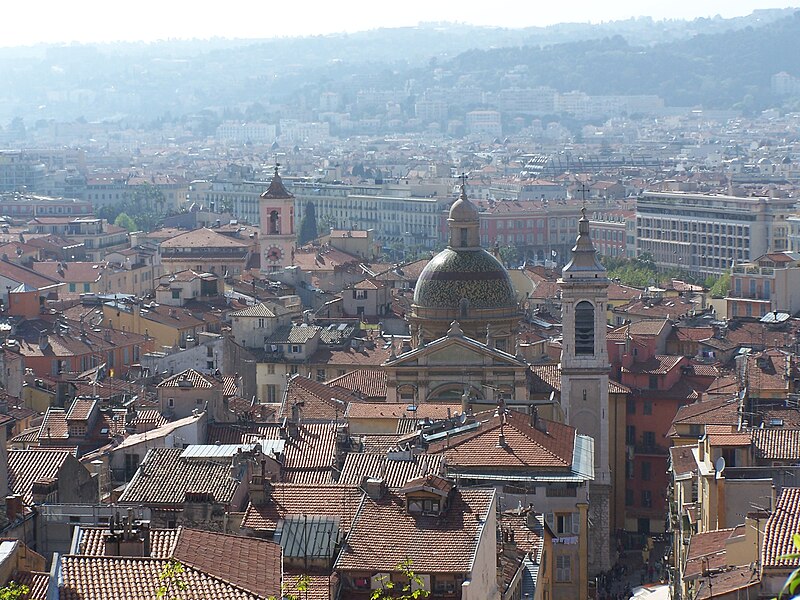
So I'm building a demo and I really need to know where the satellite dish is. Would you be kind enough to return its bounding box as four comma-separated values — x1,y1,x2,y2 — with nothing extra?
715,456,726,477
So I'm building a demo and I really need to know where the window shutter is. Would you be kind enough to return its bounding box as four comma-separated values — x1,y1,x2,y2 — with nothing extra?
571,512,580,534
545,512,555,530
352,289,357,299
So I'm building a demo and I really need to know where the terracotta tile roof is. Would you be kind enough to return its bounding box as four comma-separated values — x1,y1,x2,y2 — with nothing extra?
622,355,684,375
335,487,495,573
15,571,49,600
357,434,406,453
59,556,264,600
281,376,355,421
8,449,71,504
130,409,167,432
9,427,40,444
706,426,752,447
282,572,338,600
338,453,444,488
31,261,106,284
607,283,641,302
266,325,321,345
221,375,239,398
669,445,698,478
763,487,800,568
309,344,392,368
751,429,800,460
745,350,794,394
157,369,216,389
170,528,281,598
672,327,714,342
0,259,62,290
683,527,738,580
617,319,670,337
345,402,460,420
669,397,740,437
159,228,248,249
499,512,544,558
529,364,562,393
292,247,361,273
78,527,178,557
208,422,338,482
326,369,387,400
38,408,69,439
241,484,363,532
428,411,575,470
229,303,277,318
118,448,240,506
762,409,800,428
693,565,759,600
685,364,720,378
66,398,96,422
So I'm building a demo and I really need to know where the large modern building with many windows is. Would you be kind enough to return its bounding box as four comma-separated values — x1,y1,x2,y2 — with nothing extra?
636,191,795,276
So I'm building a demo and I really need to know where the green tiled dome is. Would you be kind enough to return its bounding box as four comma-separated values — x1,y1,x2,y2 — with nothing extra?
413,248,517,309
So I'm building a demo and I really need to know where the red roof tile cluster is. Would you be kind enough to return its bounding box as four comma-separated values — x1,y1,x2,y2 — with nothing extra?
337,453,444,489
281,376,356,421
763,487,800,568
59,556,264,600
325,369,387,400
335,488,495,573
118,448,240,506
751,429,800,461
241,484,363,532
8,449,72,504
429,411,575,470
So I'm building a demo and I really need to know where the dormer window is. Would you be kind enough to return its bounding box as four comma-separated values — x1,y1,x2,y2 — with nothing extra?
408,498,440,515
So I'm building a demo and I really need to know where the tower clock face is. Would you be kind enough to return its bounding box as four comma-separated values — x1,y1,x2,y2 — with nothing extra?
265,246,284,263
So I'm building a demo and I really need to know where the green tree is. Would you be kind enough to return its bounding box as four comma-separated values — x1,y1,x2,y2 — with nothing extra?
298,201,319,245
156,559,187,600
709,272,731,298
371,559,430,600
0,582,29,600
499,245,520,267
114,212,137,232
775,533,800,599
268,574,310,600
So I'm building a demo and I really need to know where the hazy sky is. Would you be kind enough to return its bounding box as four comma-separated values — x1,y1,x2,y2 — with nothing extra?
2,0,796,47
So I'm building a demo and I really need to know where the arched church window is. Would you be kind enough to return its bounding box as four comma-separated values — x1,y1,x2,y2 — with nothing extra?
575,301,595,355
459,298,470,319
270,210,279,234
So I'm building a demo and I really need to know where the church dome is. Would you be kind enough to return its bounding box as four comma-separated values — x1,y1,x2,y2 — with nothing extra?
413,247,517,310
448,196,480,223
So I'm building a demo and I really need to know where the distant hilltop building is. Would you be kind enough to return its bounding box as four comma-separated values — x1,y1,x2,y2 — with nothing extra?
466,110,502,137
771,71,800,97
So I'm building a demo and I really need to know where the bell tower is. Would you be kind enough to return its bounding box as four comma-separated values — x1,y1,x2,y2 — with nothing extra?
559,207,613,574
259,164,295,273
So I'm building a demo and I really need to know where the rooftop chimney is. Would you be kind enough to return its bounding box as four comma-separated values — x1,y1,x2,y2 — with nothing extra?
363,477,386,501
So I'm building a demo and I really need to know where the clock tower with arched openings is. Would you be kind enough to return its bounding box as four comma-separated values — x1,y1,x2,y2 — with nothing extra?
259,164,295,273
559,206,614,576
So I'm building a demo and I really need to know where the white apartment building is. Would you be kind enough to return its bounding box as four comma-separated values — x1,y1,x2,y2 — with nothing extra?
465,111,502,137
215,121,277,144
636,191,795,276
294,184,446,249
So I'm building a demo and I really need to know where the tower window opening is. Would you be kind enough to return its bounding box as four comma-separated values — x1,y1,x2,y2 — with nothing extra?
270,210,279,234
574,301,595,355
460,227,469,247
